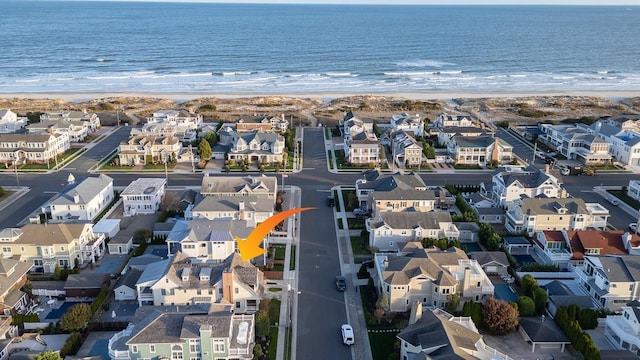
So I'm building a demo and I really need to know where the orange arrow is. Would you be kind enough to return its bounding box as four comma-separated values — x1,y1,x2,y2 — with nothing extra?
236,207,315,262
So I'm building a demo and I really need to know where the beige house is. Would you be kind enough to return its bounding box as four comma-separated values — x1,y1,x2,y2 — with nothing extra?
390,130,423,167
506,198,610,236
0,258,34,315
137,252,263,314
40,110,100,131
0,132,70,166
118,133,181,166
200,174,278,200
374,243,493,312
0,223,105,273
366,212,459,252
449,135,513,166
27,119,90,142
186,196,274,228
226,130,285,165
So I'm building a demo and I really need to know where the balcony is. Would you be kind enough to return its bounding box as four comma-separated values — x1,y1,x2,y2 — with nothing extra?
544,248,572,262
108,328,132,360
606,316,640,344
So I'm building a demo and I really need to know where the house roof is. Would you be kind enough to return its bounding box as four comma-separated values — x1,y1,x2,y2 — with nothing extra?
49,174,113,206
121,178,166,196
568,230,628,261
0,258,33,298
468,252,509,267
495,165,556,189
200,175,277,197
374,212,452,231
11,223,91,245
518,316,570,343
126,309,233,344
191,195,273,213
503,236,531,246
128,253,163,268
548,295,597,309
116,268,143,290
382,245,467,286
397,309,480,360
519,198,588,216
542,280,573,296
166,219,253,244
454,135,511,149
596,255,640,283
64,273,109,289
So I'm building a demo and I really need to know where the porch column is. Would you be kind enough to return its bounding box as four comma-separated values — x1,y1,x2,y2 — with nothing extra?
561,343,565,352
531,343,536,352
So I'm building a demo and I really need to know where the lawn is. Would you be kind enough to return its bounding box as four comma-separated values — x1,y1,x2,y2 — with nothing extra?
142,162,176,170
271,244,286,260
332,190,341,209
607,189,640,210
268,326,279,360
0,190,15,202
269,299,281,325
369,331,399,360
341,189,358,211
289,245,296,271
347,217,366,230
337,218,344,230
350,236,370,256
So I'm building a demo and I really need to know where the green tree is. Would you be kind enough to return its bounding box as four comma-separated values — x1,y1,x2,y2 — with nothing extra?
516,296,535,316
481,298,519,335
53,263,62,280
254,310,269,338
445,294,460,313
521,274,538,297
533,287,548,315
202,131,217,148
60,303,92,332
422,141,435,159
198,139,212,160
36,351,63,360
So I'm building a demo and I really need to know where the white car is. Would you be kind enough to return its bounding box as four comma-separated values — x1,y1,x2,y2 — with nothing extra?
608,198,620,206
560,167,570,176
341,324,355,345
630,223,638,232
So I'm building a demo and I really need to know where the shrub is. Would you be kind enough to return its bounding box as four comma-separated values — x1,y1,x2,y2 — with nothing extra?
516,296,535,316
521,274,538,298
533,287,547,315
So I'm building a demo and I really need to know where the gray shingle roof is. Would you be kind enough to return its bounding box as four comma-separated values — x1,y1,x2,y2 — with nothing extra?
200,175,277,197
50,174,112,206
518,316,570,343
166,219,253,245
468,251,508,267
191,195,273,213
0,259,33,299
374,212,452,230
519,198,588,216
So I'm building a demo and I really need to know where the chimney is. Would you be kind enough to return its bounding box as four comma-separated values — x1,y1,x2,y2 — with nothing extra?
409,301,423,325
560,188,567,198
545,164,550,174
222,269,234,304
73,192,80,204
383,257,389,269
238,201,245,220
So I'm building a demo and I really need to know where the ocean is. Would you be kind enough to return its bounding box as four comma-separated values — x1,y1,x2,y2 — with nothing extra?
2,1,640,95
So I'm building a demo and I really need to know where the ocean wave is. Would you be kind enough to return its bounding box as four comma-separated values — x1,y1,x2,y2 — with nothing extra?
81,58,115,63
325,72,357,77
215,71,253,76
384,70,464,76
395,60,455,68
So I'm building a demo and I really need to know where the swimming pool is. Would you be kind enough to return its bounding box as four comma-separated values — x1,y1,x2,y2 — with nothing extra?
462,243,482,252
494,284,517,302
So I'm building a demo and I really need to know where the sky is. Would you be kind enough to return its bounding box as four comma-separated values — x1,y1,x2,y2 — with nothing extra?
59,0,640,5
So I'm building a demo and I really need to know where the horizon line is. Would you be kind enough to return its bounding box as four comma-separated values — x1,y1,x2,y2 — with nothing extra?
21,0,640,6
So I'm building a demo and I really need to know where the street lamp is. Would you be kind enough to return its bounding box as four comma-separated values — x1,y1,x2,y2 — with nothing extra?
163,153,169,186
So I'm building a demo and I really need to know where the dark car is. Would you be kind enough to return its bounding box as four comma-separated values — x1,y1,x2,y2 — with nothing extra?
361,259,375,268
327,196,335,207
335,275,346,291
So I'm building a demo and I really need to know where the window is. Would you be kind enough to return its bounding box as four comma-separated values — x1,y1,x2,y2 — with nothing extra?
132,345,138,353
235,287,239,294
213,339,225,353
235,301,241,308
149,344,156,353
171,345,183,360
477,282,481,287
189,339,200,353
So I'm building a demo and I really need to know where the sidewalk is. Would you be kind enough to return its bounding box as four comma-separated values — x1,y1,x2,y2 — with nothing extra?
594,186,640,221
0,186,30,213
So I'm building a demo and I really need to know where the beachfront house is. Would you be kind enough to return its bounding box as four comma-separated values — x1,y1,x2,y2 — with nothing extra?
538,123,612,165
146,109,203,142
200,174,278,200
40,111,101,131
47,174,114,222
136,252,263,314
505,198,610,236
118,133,181,166
366,212,459,252
434,114,476,128
448,135,513,166
604,301,640,354
577,255,640,311
490,165,564,209
225,129,285,166
342,112,381,166
235,114,289,132
0,109,28,134
0,132,70,166
121,178,167,216
108,307,255,360
0,258,34,315
28,119,91,142
589,120,640,167
0,223,105,273
373,242,494,312
390,113,424,137
165,219,252,261
390,130,423,168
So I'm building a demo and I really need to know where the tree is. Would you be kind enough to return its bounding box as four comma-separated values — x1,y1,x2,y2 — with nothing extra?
516,296,535,316
521,274,538,298
53,263,62,281
374,293,389,324
203,131,217,148
254,310,269,338
198,139,212,160
533,287,548,315
60,303,92,332
481,298,519,335
422,141,435,159
445,294,460,313
36,351,63,360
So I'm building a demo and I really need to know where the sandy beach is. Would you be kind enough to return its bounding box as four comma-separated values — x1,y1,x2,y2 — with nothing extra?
2,90,640,103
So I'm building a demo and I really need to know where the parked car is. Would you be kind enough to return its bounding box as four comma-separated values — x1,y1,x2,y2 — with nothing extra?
335,275,346,291
608,198,620,206
560,167,570,176
361,259,375,268
352,208,369,217
630,223,638,232
341,324,355,345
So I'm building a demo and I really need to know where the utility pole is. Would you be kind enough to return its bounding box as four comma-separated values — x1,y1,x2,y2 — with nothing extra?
14,160,19,188
532,142,537,165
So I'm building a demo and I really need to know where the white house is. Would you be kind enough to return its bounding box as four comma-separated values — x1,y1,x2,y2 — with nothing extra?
604,301,640,354
577,255,640,311
200,174,278,200
0,132,70,166
434,114,475,128
366,212,459,252
165,219,252,262
591,121,640,167
40,111,100,131
490,165,564,209
538,123,612,165
28,119,90,142
449,135,513,166
225,130,285,165
342,112,380,166
374,243,494,312
0,109,28,133
121,178,167,216
146,109,203,141
390,113,423,137
390,130,423,167
114,268,142,301
48,174,114,222
628,179,640,201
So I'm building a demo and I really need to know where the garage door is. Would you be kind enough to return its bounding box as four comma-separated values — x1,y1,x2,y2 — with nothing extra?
486,266,498,273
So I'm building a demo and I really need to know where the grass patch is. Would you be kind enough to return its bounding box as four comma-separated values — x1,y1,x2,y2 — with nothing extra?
347,217,366,230
269,299,281,325
333,190,341,210
142,162,176,170
350,236,370,256
284,326,292,360
268,326,279,360
341,189,358,211
324,127,330,140
268,287,282,293
607,189,640,211
369,331,399,360
272,264,285,271
0,190,16,202
337,218,344,230
289,245,296,271
271,244,286,260
328,151,334,167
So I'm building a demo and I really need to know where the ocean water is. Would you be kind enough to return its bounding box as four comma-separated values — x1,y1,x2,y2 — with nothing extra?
1,1,639,95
